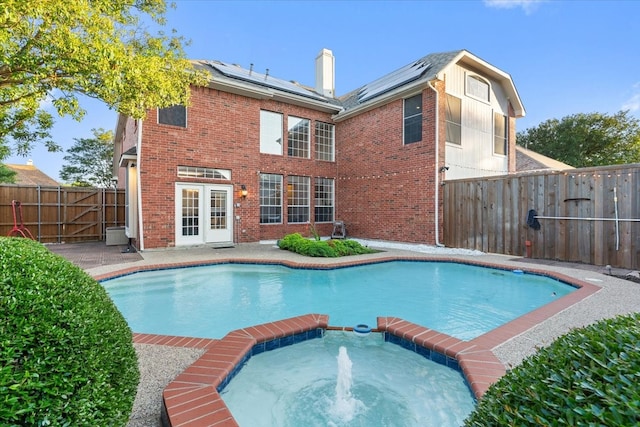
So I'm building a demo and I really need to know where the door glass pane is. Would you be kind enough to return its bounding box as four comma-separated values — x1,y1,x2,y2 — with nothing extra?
181,189,199,236
210,190,227,230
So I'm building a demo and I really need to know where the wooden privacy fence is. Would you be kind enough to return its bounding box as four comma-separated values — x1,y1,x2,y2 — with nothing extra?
1,185,125,243
443,164,640,270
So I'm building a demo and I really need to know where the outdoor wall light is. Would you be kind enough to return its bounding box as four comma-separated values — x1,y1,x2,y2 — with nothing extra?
240,184,248,198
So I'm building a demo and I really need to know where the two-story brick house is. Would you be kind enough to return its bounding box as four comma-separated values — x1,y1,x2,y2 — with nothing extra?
113,49,524,250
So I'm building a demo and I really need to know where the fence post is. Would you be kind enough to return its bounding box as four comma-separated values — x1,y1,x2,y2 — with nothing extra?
37,185,41,242
101,188,105,240
57,186,61,243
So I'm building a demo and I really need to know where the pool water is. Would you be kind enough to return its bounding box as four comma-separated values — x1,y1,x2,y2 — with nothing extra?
102,261,574,340
221,331,476,427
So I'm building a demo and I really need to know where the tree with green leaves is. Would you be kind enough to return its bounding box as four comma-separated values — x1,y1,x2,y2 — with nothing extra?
60,128,114,187
516,111,640,167
0,0,208,161
0,163,16,183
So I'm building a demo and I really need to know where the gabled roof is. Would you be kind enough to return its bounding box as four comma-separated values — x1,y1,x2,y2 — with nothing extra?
5,163,59,186
338,49,525,121
192,60,343,114
193,49,525,120
516,145,574,172
339,50,462,110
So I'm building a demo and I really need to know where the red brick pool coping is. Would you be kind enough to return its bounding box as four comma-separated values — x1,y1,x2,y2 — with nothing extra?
96,256,600,427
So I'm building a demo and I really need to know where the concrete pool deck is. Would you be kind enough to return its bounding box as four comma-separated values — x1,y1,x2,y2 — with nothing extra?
48,241,640,426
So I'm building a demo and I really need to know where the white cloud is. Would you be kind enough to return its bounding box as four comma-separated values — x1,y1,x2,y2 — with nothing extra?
483,0,544,14
621,82,640,113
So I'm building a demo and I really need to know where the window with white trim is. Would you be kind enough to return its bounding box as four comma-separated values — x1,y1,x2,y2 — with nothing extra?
177,166,231,180
259,174,282,224
287,176,309,223
494,112,507,155
445,94,462,145
466,74,490,102
287,116,310,158
315,121,335,161
158,105,186,128
260,110,283,155
314,178,334,223
403,94,422,144
180,188,199,236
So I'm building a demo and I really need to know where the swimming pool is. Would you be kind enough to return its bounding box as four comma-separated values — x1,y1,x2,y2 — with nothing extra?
102,260,574,341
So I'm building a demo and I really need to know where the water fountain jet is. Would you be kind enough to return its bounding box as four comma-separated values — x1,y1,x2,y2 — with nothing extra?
329,346,365,423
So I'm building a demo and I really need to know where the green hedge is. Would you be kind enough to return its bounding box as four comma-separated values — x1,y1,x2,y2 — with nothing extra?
0,237,139,426
465,313,640,426
277,233,377,257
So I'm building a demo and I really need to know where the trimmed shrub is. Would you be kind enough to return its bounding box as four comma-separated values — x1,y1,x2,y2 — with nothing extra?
277,233,377,257
0,237,139,426
465,313,640,426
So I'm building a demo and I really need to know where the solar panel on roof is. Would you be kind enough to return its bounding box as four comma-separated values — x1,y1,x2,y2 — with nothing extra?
357,59,431,103
208,61,328,102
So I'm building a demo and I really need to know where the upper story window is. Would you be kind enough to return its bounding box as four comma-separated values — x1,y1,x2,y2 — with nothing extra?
403,94,422,144
287,116,310,158
158,105,186,128
260,110,283,155
315,121,335,162
466,74,490,103
445,94,462,145
494,112,507,155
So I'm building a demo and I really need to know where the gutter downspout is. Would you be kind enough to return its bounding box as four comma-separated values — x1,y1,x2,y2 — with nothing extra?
136,119,145,251
428,78,445,247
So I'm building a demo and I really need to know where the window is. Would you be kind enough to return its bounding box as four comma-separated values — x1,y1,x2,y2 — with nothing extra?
158,105,186,128
494,113,507,155
287,116,310,158
315,121,335,161
177,166,231,180
181,188,199,236
210,190,227,229
260,111,283,155
259,174,282,224
466,74,490,102
403,94,422,144
445,94,462,145
287,176,309,223
314,178,334,223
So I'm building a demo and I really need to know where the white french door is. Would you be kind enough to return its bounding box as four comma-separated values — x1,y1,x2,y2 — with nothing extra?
175,184,233,246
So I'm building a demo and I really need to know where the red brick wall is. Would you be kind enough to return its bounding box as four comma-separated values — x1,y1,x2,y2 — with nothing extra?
132,77,510,248
335,84,444,244
138,86,337,248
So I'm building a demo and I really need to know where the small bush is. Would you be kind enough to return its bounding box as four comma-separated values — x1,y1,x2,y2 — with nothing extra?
277,233,377,257
465,313,640,426
0,237,139,426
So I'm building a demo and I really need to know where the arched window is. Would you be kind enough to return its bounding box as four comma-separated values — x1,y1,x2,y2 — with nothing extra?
465,74,490,103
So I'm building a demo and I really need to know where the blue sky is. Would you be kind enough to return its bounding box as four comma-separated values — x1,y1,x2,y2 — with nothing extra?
6,0,640,181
